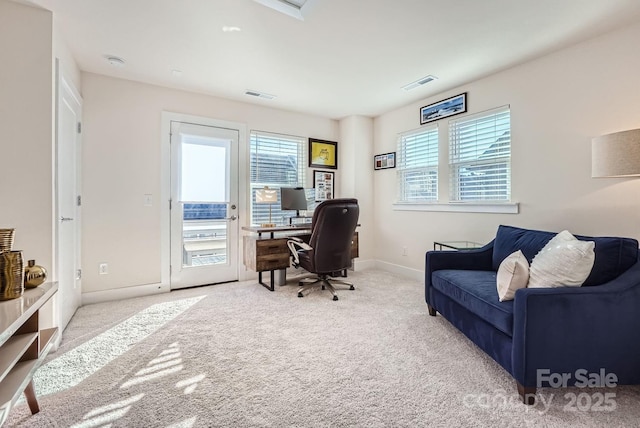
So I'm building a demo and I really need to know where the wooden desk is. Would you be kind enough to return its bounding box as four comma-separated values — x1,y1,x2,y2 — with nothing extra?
0,282,58,426
242,225,359,291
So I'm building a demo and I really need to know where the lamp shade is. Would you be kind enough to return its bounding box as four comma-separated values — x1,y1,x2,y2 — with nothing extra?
592,129,640,178
255,187,278,203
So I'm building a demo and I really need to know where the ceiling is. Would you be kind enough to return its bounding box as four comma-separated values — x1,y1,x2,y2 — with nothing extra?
35,0,640,119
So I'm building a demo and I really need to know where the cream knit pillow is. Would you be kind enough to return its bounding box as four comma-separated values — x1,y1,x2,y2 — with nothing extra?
528,230,595,288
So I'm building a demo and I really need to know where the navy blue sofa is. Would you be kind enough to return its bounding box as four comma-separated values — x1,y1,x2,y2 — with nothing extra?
425,225,640,404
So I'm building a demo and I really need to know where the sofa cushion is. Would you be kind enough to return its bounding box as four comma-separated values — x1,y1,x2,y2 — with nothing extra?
492,225,638,286
432,269,514,337
497,250,529,301
528,230,595,288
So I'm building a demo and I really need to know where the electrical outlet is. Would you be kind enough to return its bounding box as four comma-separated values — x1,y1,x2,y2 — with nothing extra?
99,263,109,275
402,247,408,256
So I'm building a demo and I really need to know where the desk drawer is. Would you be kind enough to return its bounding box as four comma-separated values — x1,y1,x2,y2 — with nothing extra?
255,254,290,271
255,238,289,254
351,232,359,259
243,237,290,272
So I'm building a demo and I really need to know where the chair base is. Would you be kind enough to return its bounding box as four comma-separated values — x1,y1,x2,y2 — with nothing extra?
298,274,355,300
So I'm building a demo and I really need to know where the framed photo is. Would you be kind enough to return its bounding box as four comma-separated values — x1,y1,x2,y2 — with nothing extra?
313,170,334,201
420,92,467,125
374,152,396,170
309,138,338,169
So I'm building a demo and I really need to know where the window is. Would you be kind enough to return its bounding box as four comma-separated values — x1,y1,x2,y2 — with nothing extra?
396,125,439,203
250,131,306,225
449,106,511,202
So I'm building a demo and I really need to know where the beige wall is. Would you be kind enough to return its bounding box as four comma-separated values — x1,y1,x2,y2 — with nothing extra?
373,21,640,273
0,0,53,268
339,116,374,263
81,73,342,293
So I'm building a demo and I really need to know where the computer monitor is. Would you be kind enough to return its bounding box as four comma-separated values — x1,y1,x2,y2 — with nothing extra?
280,187,308,215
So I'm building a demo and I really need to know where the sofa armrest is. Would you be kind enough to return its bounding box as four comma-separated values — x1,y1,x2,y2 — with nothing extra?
512,258,640,387
425,241,494,305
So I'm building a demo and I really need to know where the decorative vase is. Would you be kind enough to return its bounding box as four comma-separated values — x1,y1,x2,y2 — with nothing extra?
0,228,15,252
25,259,48,288
0,250,24,300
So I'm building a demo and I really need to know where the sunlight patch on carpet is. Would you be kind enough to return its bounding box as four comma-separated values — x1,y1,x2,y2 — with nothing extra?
33,296,206,397
70,393,144,428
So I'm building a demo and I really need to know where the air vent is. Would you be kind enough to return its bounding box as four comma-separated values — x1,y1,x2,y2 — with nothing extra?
245,90,277,100
402,75,438,91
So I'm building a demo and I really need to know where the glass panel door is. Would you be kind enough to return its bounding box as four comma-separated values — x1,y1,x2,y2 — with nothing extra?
170,121,239,289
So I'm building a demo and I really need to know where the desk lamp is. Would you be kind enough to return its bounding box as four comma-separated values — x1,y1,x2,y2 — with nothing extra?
255,186,278,227
592,129,640,177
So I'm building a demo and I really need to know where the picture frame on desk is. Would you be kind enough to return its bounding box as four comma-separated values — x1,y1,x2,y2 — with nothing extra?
313,170,334,201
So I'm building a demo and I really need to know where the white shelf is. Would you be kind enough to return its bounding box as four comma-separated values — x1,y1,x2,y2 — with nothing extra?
0,333,38,383
0,283,58,427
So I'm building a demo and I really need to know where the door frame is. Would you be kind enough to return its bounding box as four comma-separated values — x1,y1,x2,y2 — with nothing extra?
54,59,83,334
161,112,249,288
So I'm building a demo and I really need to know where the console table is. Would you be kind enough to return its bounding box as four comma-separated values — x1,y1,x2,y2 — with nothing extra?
242,225,359,291
433,241,483,251
0,282,58,426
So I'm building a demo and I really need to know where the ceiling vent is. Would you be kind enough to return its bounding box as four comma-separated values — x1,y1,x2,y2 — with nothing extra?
402,75,438,91
245,90,277,100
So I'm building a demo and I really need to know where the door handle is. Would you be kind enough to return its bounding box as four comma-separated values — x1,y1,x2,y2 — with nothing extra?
60,216,74,222
227,215,237,221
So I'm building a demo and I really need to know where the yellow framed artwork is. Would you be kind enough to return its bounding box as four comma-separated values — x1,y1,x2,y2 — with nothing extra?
309,138,338,169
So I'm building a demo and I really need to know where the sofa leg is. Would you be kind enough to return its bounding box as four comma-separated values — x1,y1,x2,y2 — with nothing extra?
427,304,437,316
517,382,536,405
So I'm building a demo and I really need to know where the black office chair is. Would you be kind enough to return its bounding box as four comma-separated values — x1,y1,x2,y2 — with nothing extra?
287,198,359,300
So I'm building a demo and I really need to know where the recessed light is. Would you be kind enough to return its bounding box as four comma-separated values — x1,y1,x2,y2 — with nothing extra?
222,26,241,32
245,90,277,100
105,55,125,67
402,75,438,91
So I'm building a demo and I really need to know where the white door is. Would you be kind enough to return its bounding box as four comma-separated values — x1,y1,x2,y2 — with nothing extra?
56,61,82,331
170,121,239,289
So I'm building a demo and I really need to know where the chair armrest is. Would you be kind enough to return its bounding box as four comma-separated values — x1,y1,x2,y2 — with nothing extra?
512,258,640,387
287,237,312,266
425,241,494,306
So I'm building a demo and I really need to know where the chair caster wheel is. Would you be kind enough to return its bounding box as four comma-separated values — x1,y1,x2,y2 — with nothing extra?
333,296,339,301
322,285,326,290
349,285,355,290
298,292,304,298
298,282,303,286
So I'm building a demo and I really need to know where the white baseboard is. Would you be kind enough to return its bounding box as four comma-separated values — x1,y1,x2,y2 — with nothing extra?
353,259,375,271
82,282,170,306
374,260,424,282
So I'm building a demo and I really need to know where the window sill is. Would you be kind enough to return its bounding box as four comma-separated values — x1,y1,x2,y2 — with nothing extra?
392,202,519,214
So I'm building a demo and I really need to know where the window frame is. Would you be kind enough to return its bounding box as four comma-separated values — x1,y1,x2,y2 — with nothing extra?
448,106,512,203
395,124,439,204
249,130,307,225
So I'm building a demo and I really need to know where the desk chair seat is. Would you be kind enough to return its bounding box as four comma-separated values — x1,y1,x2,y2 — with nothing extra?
288,198,359,300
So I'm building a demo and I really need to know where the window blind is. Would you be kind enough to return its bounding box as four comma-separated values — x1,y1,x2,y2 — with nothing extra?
397,125,439,202
449,106,511,202
250,131,306,224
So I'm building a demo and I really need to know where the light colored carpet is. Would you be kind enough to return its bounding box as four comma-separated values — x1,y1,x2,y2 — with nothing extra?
6,270,640,427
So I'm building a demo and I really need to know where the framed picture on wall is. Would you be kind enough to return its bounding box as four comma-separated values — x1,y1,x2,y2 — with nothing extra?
309,138,338,169
313,170,335,201
374,152,396,170
420,92,467,125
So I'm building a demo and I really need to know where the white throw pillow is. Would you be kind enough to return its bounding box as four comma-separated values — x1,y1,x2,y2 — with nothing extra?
497,250,530,302
528,230,595,288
